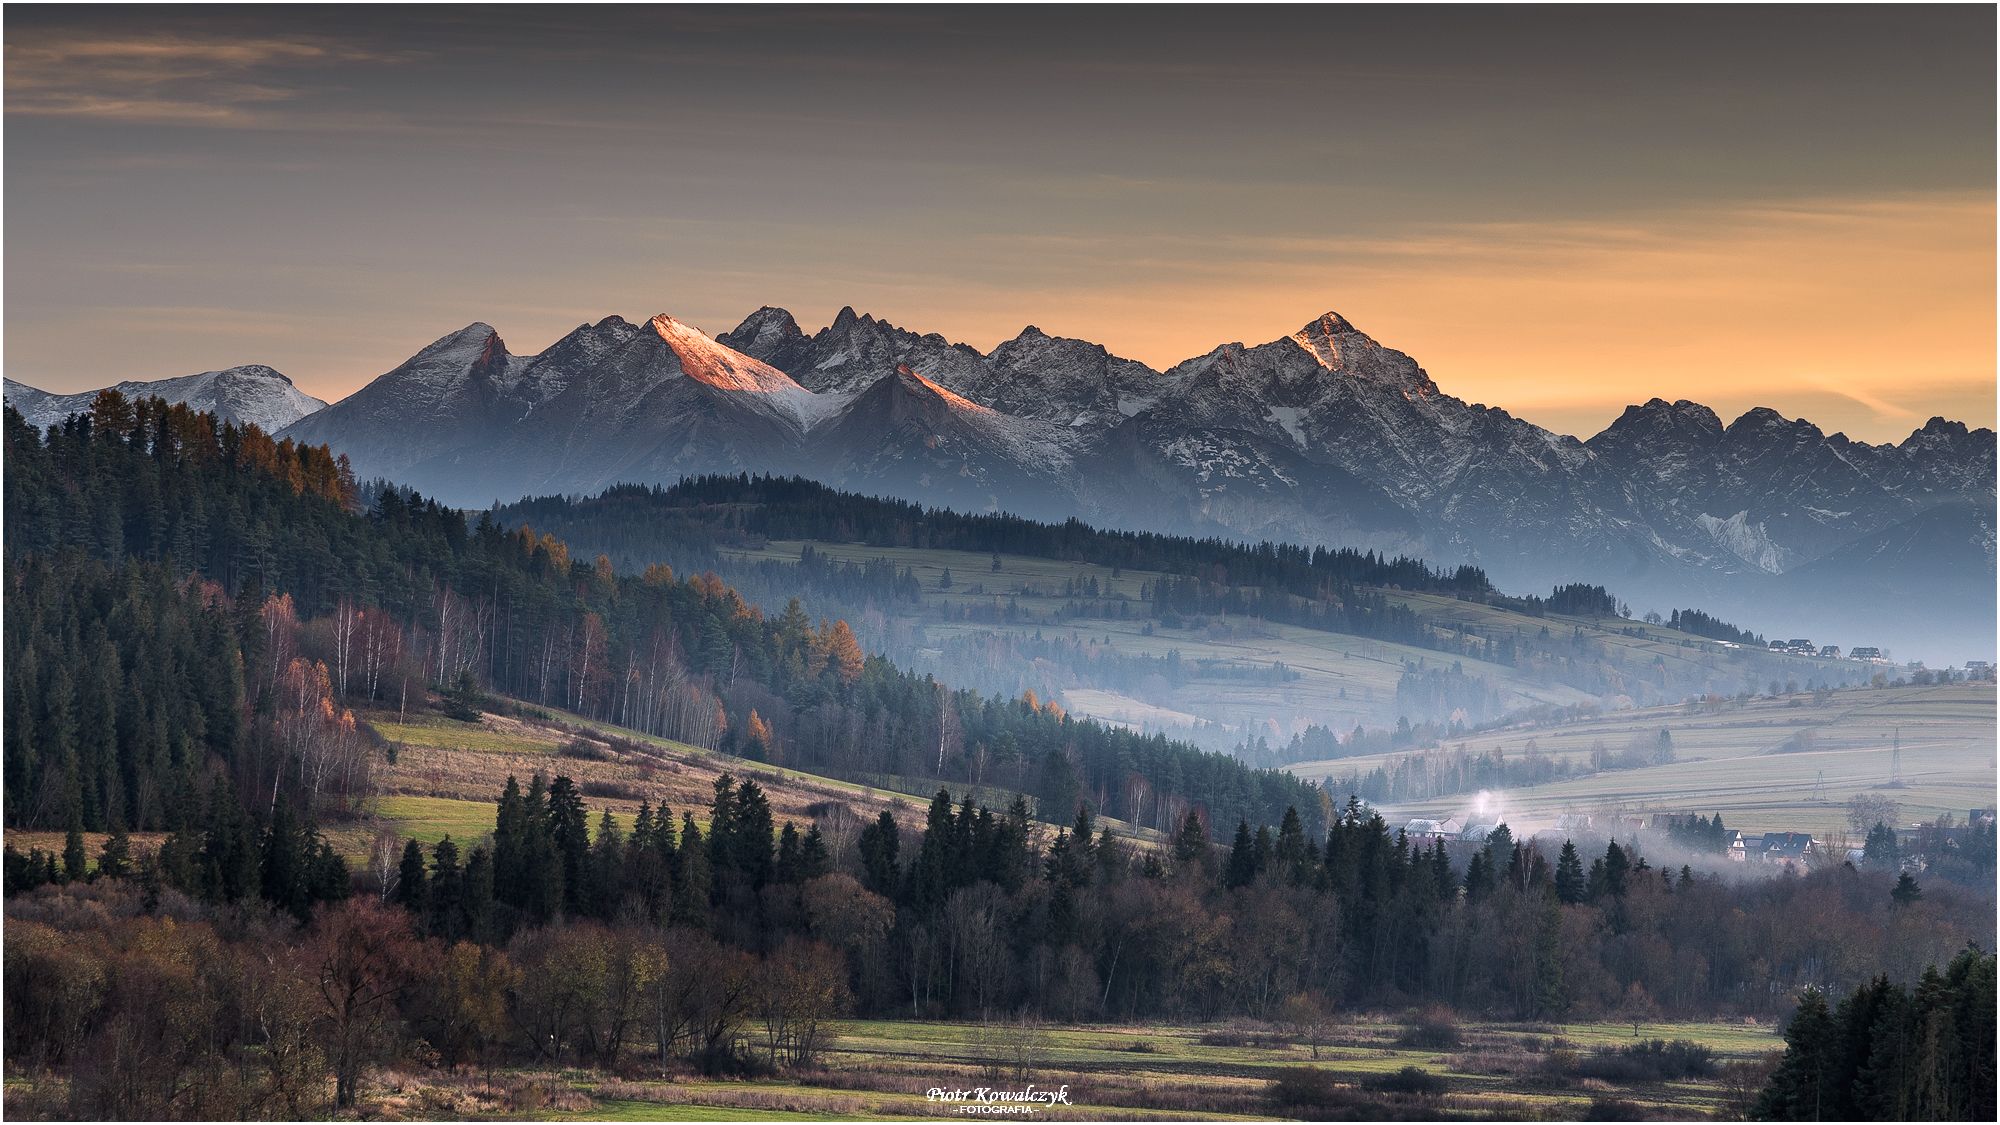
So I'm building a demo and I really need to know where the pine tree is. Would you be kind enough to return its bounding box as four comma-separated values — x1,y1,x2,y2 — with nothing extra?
672,814,710,924
1601,841,1631,898
97,821,132,880
461,843,496,943
858,810,900,897
1532,890,1567,1017
1463,851,1491,903
775,822,803,884
62,817,87,883
1171,810,1209,872
1863,822,1901,869
586,809,623,918
1555,840,1585,904
1756,988,1838,1120
260,800,311,921
798,824,832,881
1224,820,1258,888
707,774,738,895
430,836,464,940
732,779,775,889
1274,806,1309,884
546,775,590,915
395,838,429,915
1891,872,1923,907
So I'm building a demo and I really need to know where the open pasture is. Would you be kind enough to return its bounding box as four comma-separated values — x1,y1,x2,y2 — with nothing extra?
431,1015,1781,1121
1290,682,1996,832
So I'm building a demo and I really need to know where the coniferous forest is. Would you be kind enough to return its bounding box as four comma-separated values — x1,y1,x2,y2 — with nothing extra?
2,399,1993,1120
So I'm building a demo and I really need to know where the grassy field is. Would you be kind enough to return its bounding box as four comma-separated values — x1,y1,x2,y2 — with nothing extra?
1289,681,1996,834
352,1015,1779,1121
339,702,977,865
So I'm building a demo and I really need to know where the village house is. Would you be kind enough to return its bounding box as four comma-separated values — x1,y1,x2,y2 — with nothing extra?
1759,831,1815,870
1402,817,1461,846
1459,822,1502,846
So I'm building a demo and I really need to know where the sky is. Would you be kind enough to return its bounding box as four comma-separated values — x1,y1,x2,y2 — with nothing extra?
4,4,1994,442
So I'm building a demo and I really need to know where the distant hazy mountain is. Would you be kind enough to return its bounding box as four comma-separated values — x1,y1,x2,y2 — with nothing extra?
5,365,326,432
265,305,1993,659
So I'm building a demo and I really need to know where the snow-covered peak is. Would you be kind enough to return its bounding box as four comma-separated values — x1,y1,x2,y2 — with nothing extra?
649,313,829,429
1593,397,1726,442
892,362,992,415
416,322,502,361
727,306,805,349
1726,407,1824,441
1288,311,1364,366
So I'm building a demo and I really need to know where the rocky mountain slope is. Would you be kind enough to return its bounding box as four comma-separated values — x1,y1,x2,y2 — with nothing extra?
5,365,327,432
223,303,1992,658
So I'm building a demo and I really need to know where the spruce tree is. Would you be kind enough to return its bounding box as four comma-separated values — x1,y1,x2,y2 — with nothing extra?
798,824,831,880
774,822,803,884
461,844,496,943
1554,839,1585,904
62,818,87,883
858,810,900,897
395,838,429,915
732,779,774,889
587,810,623,918
1224,820,1258,888
546,775,590,914
1756,988,1838,1120
430,836,464,940
1171,810,1209,871
672,814,710,924
97,821,131,880
1532,890,1567,1017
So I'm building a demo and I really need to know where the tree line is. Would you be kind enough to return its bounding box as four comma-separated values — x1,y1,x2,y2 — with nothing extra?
1756,947,1994,1121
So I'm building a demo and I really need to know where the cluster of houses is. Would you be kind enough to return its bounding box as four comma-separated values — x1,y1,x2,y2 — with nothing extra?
1397,809,1999,875
1766,638,1839,657
1762,638,1907,661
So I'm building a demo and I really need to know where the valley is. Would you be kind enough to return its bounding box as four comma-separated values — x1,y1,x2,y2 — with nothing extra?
1288,681,1997,835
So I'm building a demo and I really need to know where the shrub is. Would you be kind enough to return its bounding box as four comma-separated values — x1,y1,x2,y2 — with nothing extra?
1577,1039,1716,1083
1367,1066,1446,1096
1396,1004,1462,1049
557,738,613,762
1583,1096,1651,1120
582,779,642,801
1268,1067,1344,1108
1200,1028,1290,1048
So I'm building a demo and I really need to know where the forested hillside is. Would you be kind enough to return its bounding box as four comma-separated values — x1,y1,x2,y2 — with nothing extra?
2,398,1315,843
493,476,1868,756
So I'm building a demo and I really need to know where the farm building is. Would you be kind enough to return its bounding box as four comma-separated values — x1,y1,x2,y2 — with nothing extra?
1459,823,1502,846
1402,818,1460,845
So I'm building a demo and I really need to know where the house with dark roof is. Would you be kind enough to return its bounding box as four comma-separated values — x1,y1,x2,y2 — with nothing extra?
1758,831,1815,869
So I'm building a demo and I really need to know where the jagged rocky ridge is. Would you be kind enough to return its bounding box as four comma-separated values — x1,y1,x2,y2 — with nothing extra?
5,365,327,432
32,305,1985,657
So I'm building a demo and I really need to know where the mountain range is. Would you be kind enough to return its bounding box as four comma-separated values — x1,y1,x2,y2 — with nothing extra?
4,365,326,433
9,308,1993,659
